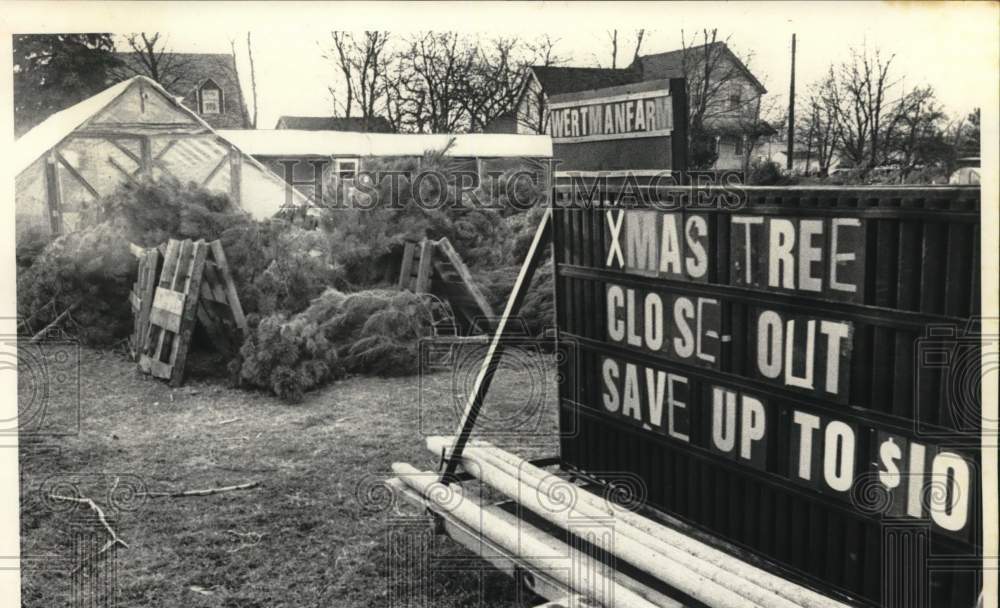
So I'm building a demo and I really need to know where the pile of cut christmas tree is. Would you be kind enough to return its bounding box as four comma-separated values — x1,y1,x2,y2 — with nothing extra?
17,154,555,403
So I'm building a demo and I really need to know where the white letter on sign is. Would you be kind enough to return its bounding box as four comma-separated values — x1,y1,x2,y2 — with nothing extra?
793,411,821,481
711,388,737,453
740,396,766,461
659,214,683,274
732,216,764,284
602,358,620,412
798,219,824,292
784,319,816,390
644,293,664,350
930,452,970,532
622,363,642,421
607,285,625,342
907,442,927,517
757,310,783,378
606,210,625,268
768,219,796,289
667,374,689,442
684,215,708,278
823,421,855,492
820,320,850,395
830,218,861,293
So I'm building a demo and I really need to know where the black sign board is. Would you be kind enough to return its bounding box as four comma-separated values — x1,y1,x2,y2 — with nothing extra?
552,185,982,607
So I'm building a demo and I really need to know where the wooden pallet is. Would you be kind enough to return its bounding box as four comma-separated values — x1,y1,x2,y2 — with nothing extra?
129,245,162,360
196,240,248,356
398,237,495,333
133,239,247,386
138,239,208,386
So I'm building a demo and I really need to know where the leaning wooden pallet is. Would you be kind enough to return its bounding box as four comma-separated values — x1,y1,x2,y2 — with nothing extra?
129,245,162,360
139,239,208,387
133,238,247,386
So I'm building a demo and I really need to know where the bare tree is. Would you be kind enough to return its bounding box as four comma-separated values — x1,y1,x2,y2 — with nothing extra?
230,35,260,128
115,33,193,88
609,30,619,69
632,29,646,63
397,32,478,133
678,29,763,169
325,31,392,129
246,33,259,128
797,76,842,175
890,85,948,180
510,35,561,135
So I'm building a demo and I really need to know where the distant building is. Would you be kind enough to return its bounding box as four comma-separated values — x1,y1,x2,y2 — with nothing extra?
274,115,393,132
115,52,250,129
511,42,767,172
218,129,552,206
758,137,844,175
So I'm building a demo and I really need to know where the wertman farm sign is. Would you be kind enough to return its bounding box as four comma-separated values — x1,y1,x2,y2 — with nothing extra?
548,79,687,174
548,89,673,142
552,185,982,606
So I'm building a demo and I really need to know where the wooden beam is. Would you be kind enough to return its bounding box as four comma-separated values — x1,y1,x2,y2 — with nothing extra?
55,152,100,199
168,241,208,387
209,240,247,333
44,154,63,235
108,156,140,184
398,242,417,290
200,155,229,188
440,208,551,481
414,239,434,293
107,138,142,166
435,237,496,320
229,146,242,205
153,138,178,162
140,136,153,177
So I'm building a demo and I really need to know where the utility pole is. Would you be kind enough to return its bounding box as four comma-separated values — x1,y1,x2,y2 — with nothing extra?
786,33,796,171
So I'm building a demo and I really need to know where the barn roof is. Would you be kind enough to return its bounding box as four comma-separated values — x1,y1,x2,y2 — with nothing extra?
14,75,309,208
14,77,137,176
274,115,394,132
216,130,554,159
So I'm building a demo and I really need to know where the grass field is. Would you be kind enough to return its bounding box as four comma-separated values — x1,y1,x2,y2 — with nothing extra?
19,342,562,607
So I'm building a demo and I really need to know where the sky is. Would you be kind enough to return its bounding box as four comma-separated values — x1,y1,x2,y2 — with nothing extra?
90,2,998,130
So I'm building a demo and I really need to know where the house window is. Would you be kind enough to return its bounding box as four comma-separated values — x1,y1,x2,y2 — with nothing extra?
335,158,359,181
200,87,222,115
729,86,742,111
734,136,744,156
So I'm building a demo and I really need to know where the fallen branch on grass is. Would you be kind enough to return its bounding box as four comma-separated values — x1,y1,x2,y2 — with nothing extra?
47,494,129,561
30,300,82,343
146,481,261,498
225,529,265,553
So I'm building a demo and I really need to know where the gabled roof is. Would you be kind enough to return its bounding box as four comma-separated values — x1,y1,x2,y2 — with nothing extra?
528,65,641,96
15,76,309,207
630,42,767,93
274,115,394,132
14,77,137,175
217,130,553,158
115,52,249,128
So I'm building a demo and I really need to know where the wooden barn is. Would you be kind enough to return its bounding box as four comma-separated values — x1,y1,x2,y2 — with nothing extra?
14,76,309,241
